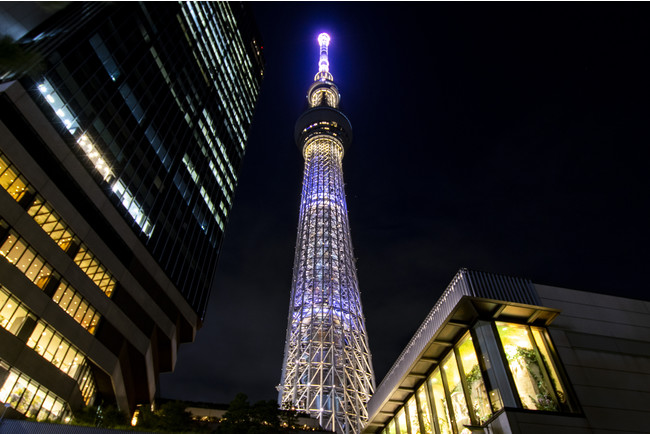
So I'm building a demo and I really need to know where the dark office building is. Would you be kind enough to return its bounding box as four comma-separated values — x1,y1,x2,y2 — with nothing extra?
0,1,264,421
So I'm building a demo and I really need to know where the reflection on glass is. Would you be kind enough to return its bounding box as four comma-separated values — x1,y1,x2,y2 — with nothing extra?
428,368,453,434
407,396,420,434
532,328,568,408
442,353,471,434
496,322,558,411
397,408,407,434
416,385,433,434
457,335,492,423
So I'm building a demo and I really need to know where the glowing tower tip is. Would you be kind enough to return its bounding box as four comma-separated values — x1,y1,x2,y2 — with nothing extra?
316,32,332,81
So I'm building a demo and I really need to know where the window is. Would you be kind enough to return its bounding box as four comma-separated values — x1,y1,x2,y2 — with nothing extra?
52,282,100,334
0,367,70,421
0,154,29,201
495,322,568,412
73,245,116,297
28,196,75,251
382,321,575,434
456,334,494,423
396,408,407,434
428,368,453,434
2,153,118,296
416,385,433,434
0,286,30,335
407,396,421,434
0,232,52,289
26,321,97,404
386,419,396,434
442,352,471,434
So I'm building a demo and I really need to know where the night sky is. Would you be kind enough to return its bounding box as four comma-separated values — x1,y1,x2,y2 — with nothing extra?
159,3,650,405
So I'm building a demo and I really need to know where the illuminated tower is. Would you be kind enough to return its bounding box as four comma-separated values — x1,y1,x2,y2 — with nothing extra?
279,33,375,434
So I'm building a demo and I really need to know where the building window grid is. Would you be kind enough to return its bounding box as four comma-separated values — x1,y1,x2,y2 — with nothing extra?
0,156,30,202
52,281,100,334
1,152,118,298
0,366,71,421
0,224,100,334
0,230,53,290
26,321,96,404
36,78,155,237
0,285,31,336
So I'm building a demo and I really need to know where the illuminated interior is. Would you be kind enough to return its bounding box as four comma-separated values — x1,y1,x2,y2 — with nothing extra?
2,152,117,299
0,363,71,421
37,81,153,237
1,284,96,407
379,322,575,434
495,322,568,411
27,321,96,404
0,222,101,334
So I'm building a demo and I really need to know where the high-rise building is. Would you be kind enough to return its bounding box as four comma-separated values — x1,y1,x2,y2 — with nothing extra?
0,1,263,421
279,33,375,434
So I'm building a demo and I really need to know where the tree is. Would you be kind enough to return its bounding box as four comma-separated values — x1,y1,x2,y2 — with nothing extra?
72,404,127,428
280,402,299,430
157,401,194,432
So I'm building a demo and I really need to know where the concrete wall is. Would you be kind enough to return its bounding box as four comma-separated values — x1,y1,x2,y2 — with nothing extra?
534,284,650,433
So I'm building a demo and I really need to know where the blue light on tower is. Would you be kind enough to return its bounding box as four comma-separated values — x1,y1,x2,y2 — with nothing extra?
279,33,375,434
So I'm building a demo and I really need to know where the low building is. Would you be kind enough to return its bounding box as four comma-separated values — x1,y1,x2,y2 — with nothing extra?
364,269,650,434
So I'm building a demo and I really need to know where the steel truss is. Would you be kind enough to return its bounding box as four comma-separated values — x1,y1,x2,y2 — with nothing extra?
280,136,375,434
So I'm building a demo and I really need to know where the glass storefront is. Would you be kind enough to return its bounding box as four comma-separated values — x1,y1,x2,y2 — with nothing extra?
382,322,574,434
456,335,492,423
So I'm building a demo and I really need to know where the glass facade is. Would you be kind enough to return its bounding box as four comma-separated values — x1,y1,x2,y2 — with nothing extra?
18,1,264,319
0,285,33,337
0,222,101,334
1,152,116,299
0,284,97,407
495,322,571,412
1,0,263,420
27,321,96,404
381,323,573,434
0,363,71,421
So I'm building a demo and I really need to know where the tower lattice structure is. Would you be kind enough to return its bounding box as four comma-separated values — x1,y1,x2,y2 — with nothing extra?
279,33,375,434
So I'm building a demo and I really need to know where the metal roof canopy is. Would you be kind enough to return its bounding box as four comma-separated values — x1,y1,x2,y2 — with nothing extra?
365,269,560,431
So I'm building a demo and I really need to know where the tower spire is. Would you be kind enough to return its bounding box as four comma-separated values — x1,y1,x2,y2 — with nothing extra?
280,33,375,434
315,32,333,81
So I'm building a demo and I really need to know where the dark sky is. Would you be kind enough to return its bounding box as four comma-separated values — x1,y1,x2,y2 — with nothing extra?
159,2,650,405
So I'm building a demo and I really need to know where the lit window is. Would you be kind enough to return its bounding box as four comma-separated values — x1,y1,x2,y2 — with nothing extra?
416,385,433,434
396,408,407,434
496,322,566,411
456,334,494,422
0,367,71,421
407,396,420,434
442,352,471,433
38,79,79,134
428,369,453,434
